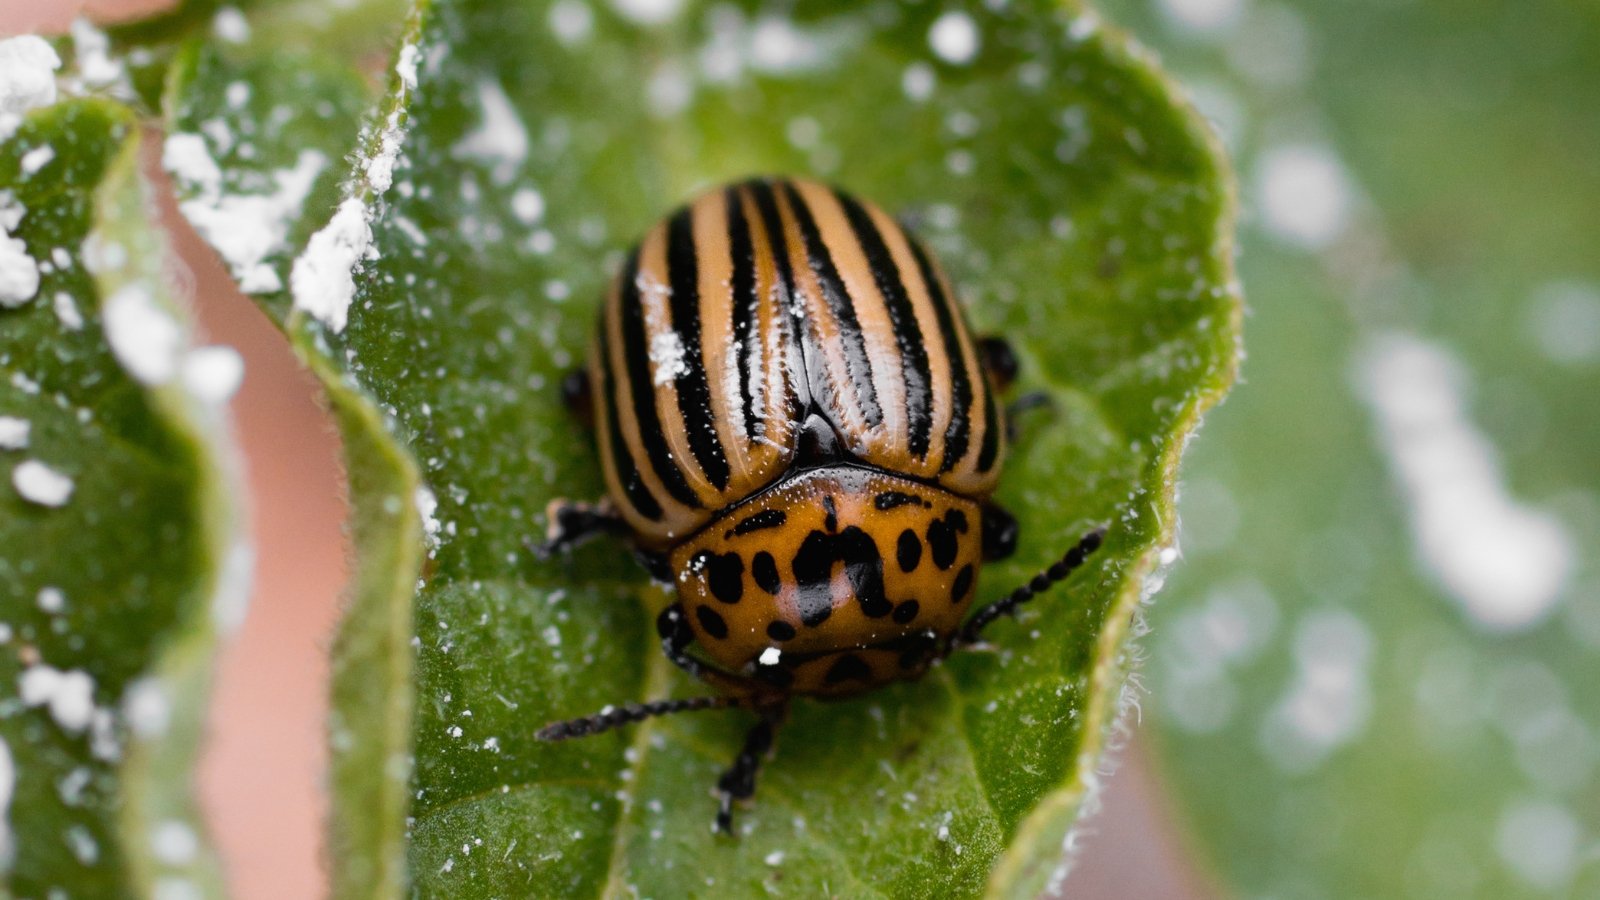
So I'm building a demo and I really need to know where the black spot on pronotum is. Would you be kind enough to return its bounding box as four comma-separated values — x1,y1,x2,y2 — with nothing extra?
892,600,920,624
729,508,786,537
873,491,923,512
824,653,873,685
766,620,796,642
695,605,729,640
697,551,744,605
751,551,781,595
951,564,974,604
791,526,889,625
822,494,838,533
896,529,922,573
946,509,969,534
927,518,958,570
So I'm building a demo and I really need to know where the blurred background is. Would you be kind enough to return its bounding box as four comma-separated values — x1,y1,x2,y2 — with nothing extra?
9,0,1600,897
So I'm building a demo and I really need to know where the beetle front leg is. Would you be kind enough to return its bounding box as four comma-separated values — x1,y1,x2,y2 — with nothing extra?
715,704,786,833
529,498,625,558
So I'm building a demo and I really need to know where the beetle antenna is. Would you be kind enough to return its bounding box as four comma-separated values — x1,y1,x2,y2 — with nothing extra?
957,527,1106,646
536,696,742,742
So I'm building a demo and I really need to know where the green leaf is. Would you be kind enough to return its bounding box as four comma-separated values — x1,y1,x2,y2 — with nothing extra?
1094,1,1600,897
0,99,244,897
163,0,1238,894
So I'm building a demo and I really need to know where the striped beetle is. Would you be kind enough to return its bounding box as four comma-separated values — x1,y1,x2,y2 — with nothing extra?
536,177,1104,832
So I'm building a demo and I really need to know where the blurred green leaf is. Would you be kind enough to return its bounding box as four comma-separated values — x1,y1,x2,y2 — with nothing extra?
163,0,1238,895
0,99,243,897
1093,1,1600,897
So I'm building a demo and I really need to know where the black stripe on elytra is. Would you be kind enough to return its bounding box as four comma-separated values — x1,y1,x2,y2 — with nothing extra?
729,508,786,537
835,188,933,458
599,327,662,520
909,236,972,472
666,208,731,492
976,383,1001,472
782,181,883,428
618,247,701,509
746,179,808,424
725,187,762,443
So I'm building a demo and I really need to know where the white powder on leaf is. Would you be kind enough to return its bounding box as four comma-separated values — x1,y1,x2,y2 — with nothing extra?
929,12,980,65
510,187,545,225
1256,143,1353,250
611,0,683,26
19,145,54,176
0,415,28,449
416,485,442,547
151,820,198,865
0,737,12,868
212,7,250,43
290,198,371,333
69,18,124,90
0,36,61,142
454,77,528,185
54,291,83,329
19,664,96,733
37,586,65,613
13,459,73,506
182,345,244,404
395,43,420,90
124,678,172,738
549,0,595,44
0,234,39,308
104,285,182,384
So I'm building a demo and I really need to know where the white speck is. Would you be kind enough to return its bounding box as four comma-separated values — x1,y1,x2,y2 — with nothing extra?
0,36,62,142
1159,0,1244,34
1256,143,1352,250
104,285,182,384
1496,800,1580,890
54,291,83,329
758,647,781,666
19,145,54,176
13,459,73,506
550,1,595,44
37,586,65,613
1359,334,1575,631
212,7,250,43
416,485,442,547
510,188,545,225
153,877,202,900
0,737,13,867
454,77,528,185
225,81,250,110
1526,281,1600,365
50,247,69,269
0,190,23,231
152,820,198,865
929,12,980,65
365,101,410,195
610,0,683,26
542,626,562,647
291,197,371,333
764,850,785,866
0,233,39,308
212,540,253,633
395,43,420,91
65,825,98,864
1226,4,1310,88
1258,609,1372,772
649,330,688,386
124,677,172,738
181,345,244,404
0,416,28,449
69,18,124,89
18,664,96,733
748,18,827,72
646,63,693,118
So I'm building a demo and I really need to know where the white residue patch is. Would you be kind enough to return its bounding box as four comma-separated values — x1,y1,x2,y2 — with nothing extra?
152,820,198,865
550,0,595,44
0,415,29,449
610,0,683,26
454,77,528,185
0,738,12,869
0,35,61,142
1258,609,1372,773
105,285,183,384
18,664,96,733
929,12,980,65
70,18,124,90
0,190,23,231
13,459,73,506
182,345,244,404
416,485,442,547
646,63,693,118
124,677,172,738
510,187,545,225
1159,0,1244,34
1495,799,1581,890
1255,143,1352,250
648,330,688,386
0,233,40,308
1160,579,1277,733
212,541,254,633
165,132,329,295
54,290,83,329
395,43,421,91
1526,280,1600,365
1359,334,1575,631
758,647,781,666
19,145,54,176
37,586,65,613
212,7,250,43
902,62,936,102
290,198,372,333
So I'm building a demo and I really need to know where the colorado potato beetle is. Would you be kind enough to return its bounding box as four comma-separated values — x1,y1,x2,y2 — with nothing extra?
536,176,1104,831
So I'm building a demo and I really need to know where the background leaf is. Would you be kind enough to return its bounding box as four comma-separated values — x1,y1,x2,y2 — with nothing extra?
0,98,245,897
161,0,1240,895
1091,1,1600,897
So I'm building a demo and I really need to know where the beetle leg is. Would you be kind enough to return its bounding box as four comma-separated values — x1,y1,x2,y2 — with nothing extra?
715,703,786,834
536,695,738,741
1004,391,1053,442
978,335,1020,392
981,503,1020,561
657,603,711,681
956,527,1106,647
529,498,625,558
